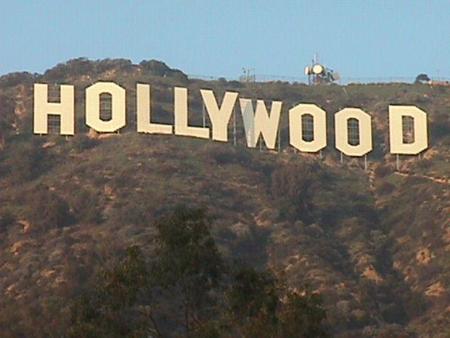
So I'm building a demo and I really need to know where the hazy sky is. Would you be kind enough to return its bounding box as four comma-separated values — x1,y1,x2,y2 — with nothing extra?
1,0,449,80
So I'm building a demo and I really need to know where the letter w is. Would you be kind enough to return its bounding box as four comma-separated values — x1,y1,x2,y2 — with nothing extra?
239,99,282,149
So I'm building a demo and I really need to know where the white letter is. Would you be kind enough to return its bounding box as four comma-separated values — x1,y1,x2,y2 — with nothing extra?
174,87,209,139
86,82,126,133
136,84,172,134
239,99,282,149
200,90,238,142
389,105,428,154
335,108,372,156
289,103,327,152
33,83,74,135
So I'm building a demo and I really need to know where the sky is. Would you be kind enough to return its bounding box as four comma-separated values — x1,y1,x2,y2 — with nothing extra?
0,0,449,81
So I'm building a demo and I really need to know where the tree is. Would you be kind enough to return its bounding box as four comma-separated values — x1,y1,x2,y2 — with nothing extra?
27,185,73,230
271,162,322,223
6,139,50,181
69,206,226,337
227,266,279,337
69,246,160,338
69,206,329,337
153,205,225,335
227,267,329,338
0,95,15,145
278,291,329,338
414,73,430,84
0,207,15,233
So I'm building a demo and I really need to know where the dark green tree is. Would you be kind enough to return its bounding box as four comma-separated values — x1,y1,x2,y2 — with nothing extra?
414,73,430,84
27,185,73,230
271,162,322,223
278,291,329,338
69,246,160,338
69,206,329,337
153,206,225,335
227,266,279,337
227,267,329,338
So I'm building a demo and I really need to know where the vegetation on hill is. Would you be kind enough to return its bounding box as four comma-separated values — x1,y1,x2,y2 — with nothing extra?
68,206,329,338
0,58,448,337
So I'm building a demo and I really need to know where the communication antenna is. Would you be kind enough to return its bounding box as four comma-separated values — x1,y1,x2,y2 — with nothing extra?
304,66,311,85
240,67,256,83
304,53,339,85
312,64,324,75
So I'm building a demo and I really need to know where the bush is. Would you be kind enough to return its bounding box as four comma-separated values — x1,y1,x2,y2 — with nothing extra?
374,164,392,178
70,134,99,152
139,59,188,81
271,162,321,223
27,185,74,230
0,208,15,232
0,95,16,141
0,72,35,87
70,189,102,224
203,144,252,166
6,139,51,181
376,181,395,195
415,158,432,169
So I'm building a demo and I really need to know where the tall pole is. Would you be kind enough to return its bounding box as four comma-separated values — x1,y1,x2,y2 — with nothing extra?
278,126,281,153
233,106,236,146
202,103,206,128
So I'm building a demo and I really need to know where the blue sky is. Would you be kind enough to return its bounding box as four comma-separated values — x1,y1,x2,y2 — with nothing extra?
0,0,449,80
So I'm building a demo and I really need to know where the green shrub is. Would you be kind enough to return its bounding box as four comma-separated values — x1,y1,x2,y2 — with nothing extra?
70,134,99,152
0,208,15,232
27,185,74,230
271,162,321,223
202,143,251,166
6,139,51,181
70,189,102,224
374,164,392,178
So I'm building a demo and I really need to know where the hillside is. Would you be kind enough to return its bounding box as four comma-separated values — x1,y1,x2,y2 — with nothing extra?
0,58,449,337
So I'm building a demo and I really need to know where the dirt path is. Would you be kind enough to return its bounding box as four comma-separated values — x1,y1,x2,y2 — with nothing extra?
394,171,450,185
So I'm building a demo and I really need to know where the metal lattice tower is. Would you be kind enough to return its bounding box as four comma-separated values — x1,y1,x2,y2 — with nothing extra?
240,68,256,83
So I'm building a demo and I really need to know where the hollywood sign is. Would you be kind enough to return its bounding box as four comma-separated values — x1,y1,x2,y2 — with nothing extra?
33,82,428,156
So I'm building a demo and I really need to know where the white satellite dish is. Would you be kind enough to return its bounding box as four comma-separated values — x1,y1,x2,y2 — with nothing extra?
312,64,324,75
304,66,311,75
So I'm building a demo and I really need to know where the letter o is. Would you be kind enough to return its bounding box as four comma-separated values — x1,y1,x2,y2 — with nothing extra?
86,82,126,132
289,103,327,152
335,108,372,156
